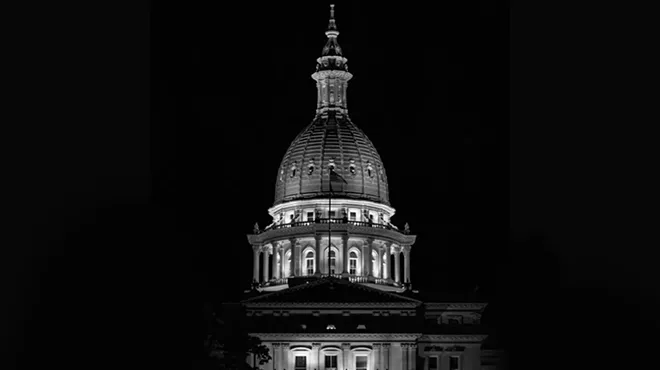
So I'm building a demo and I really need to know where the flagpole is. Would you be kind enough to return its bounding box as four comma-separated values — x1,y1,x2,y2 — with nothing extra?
328,173,332,276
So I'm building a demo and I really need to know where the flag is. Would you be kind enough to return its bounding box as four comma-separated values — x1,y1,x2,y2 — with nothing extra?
329,168,348,184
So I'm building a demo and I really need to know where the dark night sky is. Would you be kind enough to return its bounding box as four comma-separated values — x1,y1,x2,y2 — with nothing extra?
4,2,658,370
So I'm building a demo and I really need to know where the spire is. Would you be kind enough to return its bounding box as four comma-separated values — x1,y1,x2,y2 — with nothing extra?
322,4,342,57
312,4,352,115
326,4,338,36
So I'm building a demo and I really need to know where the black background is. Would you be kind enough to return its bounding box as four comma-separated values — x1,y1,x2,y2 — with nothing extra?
3,1,658,370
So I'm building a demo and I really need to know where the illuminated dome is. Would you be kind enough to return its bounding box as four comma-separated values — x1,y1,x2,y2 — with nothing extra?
273,5,389,207
273,113,390,206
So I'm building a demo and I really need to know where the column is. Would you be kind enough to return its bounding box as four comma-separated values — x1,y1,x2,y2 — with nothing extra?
403,246,411,283
272,343,280,370
383,243,391,280
315,235,322,275
289,238,297,277
366,238,374,277
377,248,382,278
286,343,292,370
342,343,350,370
423,355,429,370
280,343,287,370
394,247,401,284
373,343,381,370
263,245,270,282
401,343,408,370
342,234,349,275
312,343,321,370
272,243,279,279
410,344,417,370
383,344,390,370
253,245,261,283
280,247,285,278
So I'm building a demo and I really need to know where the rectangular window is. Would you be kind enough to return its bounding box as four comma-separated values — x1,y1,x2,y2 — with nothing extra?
349,259,357,275
429,357,438,370
355,355,367,370
295,356,307,370
306,259,314,275
325,355,337,369
449,356,460,370
349,212,356,221
329,210,336,218
307,212,314,221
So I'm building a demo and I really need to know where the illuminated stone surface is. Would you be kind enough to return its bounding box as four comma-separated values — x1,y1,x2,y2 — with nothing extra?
224,5,506,370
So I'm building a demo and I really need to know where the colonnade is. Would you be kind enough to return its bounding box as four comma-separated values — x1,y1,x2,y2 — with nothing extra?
257,342,419,370
251,236,412,285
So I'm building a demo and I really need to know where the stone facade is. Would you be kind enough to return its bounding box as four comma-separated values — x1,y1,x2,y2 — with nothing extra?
224,6,506,370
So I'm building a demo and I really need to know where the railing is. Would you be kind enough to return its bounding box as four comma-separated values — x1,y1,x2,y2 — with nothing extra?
267,275,391,286
374,278,388,285
349,275,368,283
271,277,288,285
257,218,403,234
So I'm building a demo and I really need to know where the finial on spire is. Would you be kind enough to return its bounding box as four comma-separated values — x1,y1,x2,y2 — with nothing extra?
326,4,338,35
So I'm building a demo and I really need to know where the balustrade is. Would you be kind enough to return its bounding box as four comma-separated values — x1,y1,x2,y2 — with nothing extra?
258,218,402,233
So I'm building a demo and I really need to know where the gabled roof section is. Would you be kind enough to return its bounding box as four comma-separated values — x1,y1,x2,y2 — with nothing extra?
242,277,422,305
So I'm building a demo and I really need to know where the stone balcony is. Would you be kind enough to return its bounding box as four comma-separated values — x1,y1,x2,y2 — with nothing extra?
248,218,416,245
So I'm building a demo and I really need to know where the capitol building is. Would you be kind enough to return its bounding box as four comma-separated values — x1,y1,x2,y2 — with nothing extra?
222,5,506,370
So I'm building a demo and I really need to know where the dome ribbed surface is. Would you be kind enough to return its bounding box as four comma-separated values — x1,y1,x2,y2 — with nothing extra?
274,112,390,206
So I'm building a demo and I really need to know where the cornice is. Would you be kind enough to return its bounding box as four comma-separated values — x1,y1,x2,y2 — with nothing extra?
251,333,423,341
248,224,416,245
418,335,488,343
268,199,396,216
243,302,420,308
425,303,488,311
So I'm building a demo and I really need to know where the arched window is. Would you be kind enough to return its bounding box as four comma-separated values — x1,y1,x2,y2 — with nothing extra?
329,250,336,274
305,251,315,276
349,251,358,275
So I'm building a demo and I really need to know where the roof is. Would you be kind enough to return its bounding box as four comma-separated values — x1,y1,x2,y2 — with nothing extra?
242,277,421,305
273,112,390,206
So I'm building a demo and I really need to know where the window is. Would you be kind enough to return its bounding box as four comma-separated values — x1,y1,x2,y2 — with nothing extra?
429,357,438,370
308,165,314,175
295,356,307,370
449,356,460,370
305,251,314,276
329,210,336,218
325,355,337,370
349,212,356,221
355,355,368,370
349,251,357,274
369,214,374,223
307,212,314,221
329,250,336,274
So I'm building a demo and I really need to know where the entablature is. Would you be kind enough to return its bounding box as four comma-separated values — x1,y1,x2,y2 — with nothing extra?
247,223,416,245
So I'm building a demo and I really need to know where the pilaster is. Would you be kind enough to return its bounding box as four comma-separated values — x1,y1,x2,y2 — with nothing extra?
312,343,321,370
342,343,351,370
383,343,390,370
